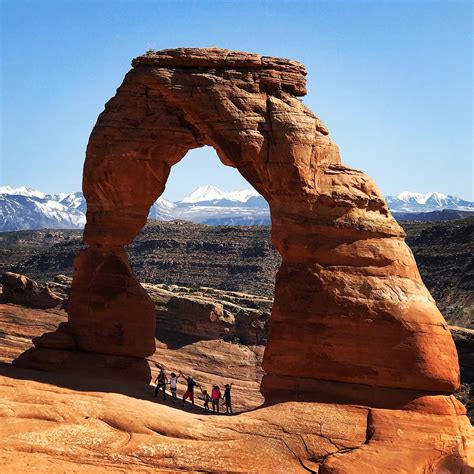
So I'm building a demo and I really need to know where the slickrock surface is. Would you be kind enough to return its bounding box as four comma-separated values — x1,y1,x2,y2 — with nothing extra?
4,272,474,419
1,368,472,473
1,300,473,471
0,303,264,413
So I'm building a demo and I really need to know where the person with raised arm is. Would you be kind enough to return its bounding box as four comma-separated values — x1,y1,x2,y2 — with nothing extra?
180,372,200,407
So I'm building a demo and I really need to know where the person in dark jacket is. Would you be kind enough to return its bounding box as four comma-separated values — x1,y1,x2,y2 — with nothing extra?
154,368,168,400
223,383,233,414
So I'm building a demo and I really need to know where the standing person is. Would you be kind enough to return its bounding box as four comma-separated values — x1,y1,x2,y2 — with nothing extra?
211,385,222,413
154,368,168,400
181,373,199,407
223,383,233,414
169,372,180,403
200,388,211,412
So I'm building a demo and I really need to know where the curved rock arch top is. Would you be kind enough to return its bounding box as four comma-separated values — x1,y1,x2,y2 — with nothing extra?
68,48,459,404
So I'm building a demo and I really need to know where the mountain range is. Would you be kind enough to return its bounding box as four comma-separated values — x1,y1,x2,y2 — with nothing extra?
1,185,473,231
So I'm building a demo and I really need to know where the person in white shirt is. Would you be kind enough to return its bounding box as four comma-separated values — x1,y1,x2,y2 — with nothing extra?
169,372,180,403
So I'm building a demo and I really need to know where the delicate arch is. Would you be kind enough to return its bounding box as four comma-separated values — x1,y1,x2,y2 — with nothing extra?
68,48,459,403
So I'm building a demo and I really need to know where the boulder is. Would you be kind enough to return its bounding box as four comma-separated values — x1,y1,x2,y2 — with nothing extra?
0,272,63,309
143,283,271,344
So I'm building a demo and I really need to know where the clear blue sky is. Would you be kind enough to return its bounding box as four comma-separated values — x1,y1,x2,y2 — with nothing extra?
1,0,472,201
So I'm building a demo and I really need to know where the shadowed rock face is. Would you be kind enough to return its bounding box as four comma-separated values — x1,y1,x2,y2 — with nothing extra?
68,47,459,400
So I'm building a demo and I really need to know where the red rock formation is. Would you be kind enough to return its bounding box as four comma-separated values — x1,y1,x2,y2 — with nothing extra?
18,46,465,469
69,47,459,399
1,272,63,309
1,302,265,413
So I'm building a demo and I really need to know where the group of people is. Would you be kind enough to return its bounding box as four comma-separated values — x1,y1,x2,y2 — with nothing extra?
154,368,233,414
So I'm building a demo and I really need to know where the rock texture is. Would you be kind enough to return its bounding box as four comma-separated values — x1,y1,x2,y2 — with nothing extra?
0,302,265,413
146,283,272,345
1,299,473,471
1,368,472,473
0,272,62,309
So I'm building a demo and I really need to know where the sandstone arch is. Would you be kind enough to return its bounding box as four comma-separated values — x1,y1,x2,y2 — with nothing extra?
68,47,459,404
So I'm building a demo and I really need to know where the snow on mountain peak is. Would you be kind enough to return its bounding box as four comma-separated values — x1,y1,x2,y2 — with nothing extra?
226,188,260,202
155,196,176,209
395,191,449,205
0,186,46,199
180,185,260,204
180,185,227,203
1,184,472,231
387,191,473,212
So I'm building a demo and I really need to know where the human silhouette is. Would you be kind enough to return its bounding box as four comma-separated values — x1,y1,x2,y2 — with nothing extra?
169,372,180,403
181,372,200,407
200,389,211,411
223,383,233,414
211,385,222,413
154,368,168,400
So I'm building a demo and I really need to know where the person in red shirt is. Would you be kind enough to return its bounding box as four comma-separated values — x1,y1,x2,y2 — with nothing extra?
181,373,200,407
211,385,222,413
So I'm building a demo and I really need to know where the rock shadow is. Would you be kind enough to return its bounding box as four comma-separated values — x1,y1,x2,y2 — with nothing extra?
0,361,245,416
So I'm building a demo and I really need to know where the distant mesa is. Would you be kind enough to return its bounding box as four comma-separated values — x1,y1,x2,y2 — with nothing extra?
1,185,473,231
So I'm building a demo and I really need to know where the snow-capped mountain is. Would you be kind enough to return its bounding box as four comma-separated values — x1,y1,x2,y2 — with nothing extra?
1,186,473,231
0,189,86,231
149,197,176,221
0,186,47,199
173,185,268,223
386,192,474,213
180,185,260,204
0,187,178,231
180,185,228,203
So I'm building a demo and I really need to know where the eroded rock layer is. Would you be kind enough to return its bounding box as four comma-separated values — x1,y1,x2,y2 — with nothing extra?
68,47,459,403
